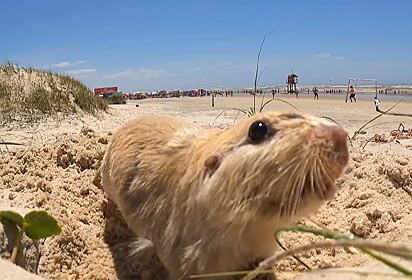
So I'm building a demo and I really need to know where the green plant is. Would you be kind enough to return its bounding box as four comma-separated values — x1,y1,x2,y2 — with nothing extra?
73,88,108,115
108,93,126,104
23,86,53,116
252,32,273,112
211,32,298,127
251,32,300,114
211,98,298,127
0,210,61,263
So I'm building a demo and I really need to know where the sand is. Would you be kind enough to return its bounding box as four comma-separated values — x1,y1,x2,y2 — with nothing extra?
0,93,411,279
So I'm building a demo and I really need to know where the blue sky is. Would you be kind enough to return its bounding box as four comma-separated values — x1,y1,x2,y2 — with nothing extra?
1,0,411,92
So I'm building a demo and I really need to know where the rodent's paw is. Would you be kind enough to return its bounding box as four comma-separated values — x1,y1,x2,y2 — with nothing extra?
240,259,277,280
128,238,169,280
128,238,157,262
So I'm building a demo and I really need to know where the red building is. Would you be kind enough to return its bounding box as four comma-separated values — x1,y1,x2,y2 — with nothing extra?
94,86,118,94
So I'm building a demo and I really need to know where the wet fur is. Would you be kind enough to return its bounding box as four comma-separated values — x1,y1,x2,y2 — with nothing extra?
100,111,349,280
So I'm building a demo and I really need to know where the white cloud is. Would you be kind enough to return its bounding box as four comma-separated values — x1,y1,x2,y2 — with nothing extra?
217,62,232,67
65,68,96,77
178,67,201,73
316,53,345,60
284,31,294,35
53,61,71,68
53,60,87,68
102,68,170,80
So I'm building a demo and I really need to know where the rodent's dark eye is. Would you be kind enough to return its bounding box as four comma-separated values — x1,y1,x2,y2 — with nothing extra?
248,121,270,144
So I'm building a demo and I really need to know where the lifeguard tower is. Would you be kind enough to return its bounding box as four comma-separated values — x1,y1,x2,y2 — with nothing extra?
286,71,298,94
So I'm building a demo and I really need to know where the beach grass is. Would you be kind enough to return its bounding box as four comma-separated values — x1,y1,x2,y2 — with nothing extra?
108,93,127,104
0,61,108,124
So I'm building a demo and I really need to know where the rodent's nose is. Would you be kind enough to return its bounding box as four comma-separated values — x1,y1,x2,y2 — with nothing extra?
326,125,349,164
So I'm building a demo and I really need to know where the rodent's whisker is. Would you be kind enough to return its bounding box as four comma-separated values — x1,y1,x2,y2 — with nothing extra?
284,165,298,216
309,161,316,195
293,158,311,215
286,159,304,216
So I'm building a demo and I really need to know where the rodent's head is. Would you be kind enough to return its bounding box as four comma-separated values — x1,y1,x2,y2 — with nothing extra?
198,111,349,226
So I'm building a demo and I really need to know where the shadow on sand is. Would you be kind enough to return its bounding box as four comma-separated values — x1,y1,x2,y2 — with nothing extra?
101,200,168,280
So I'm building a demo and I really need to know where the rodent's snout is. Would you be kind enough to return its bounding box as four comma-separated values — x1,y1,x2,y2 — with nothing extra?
325,125,349,165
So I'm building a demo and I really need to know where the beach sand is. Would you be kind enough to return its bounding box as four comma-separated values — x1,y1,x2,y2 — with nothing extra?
0,93,411,279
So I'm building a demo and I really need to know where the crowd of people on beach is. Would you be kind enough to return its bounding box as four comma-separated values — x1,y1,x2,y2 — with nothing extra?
123,89,235,100
120,85,405,113
103,85,409,119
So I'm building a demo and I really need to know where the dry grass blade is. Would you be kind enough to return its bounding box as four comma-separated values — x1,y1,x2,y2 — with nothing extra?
362,135,381,150
242,225,412,280
189,270,273,279
363,121,393,131
351,96,407,141
0,141,23,145
259,98,299,113
233,110,245,125
190,224,412,279
275,234,311,270
281,225,412,261
253,32,273,111
257,67,268,108
320,116,344,128
302,270,412,279
242,240,412,280
377,108,412,117
0,137,23,155
211,108,248,127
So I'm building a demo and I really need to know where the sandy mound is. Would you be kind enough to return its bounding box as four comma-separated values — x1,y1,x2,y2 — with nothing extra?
0,62,107,124
0,127,411,279
1,128,121,279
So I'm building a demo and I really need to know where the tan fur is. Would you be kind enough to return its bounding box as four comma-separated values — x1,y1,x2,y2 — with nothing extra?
100,111,349,280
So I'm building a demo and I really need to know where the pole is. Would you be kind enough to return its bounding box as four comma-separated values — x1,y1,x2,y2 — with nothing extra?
345,79,351,103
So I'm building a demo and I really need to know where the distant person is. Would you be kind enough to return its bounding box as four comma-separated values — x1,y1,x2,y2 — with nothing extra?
374,96,381,111
313,87,319,100
272,89,275,98
349,85,356,102
295,89,299,98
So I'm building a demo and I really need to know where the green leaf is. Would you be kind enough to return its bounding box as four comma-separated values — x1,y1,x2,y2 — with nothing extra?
0,210,24,228
23,210,61,239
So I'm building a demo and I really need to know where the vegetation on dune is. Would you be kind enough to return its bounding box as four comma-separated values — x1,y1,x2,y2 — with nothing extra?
0,61,108,124
108,93,127,104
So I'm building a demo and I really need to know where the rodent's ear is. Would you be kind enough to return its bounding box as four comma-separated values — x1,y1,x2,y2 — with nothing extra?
204,155,221,177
